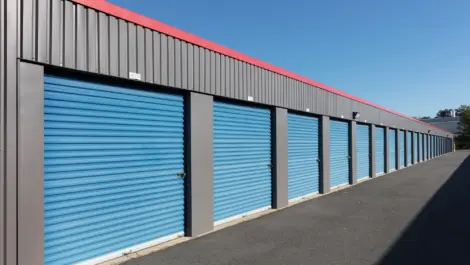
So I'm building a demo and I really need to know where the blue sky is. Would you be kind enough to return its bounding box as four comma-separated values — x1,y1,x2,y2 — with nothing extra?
108,0,470,117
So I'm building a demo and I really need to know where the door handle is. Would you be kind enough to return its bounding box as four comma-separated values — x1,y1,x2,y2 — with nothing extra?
176,171,186,178
267,163,273,168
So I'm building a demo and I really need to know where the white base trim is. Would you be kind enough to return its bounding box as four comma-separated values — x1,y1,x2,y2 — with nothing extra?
214,206,271,227
389,169,396,173
376,172,385,176
289,192,319,203
399,166,405,169
74,232,184,265
331,183,348,190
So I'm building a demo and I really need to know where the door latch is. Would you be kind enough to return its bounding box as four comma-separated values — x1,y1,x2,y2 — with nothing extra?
267,163,273,168
176,171,186,178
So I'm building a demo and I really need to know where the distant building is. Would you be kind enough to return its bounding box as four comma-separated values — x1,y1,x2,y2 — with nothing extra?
421,117,460,134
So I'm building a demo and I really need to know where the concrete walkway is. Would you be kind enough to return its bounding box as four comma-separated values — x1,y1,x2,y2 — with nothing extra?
123,151,470,265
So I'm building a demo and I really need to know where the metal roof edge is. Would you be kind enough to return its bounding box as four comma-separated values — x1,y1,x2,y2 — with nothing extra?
71,0,449,133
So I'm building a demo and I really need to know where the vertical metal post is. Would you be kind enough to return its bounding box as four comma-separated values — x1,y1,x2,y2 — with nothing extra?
320,116,330,194
273,107,288,209
350,121,357,184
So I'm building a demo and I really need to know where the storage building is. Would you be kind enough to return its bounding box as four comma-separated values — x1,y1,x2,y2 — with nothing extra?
0,0,454,264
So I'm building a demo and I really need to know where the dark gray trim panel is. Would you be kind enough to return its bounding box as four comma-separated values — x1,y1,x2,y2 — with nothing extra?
185,92,214,236
320,116,330,194
2,0,19,264
384,127,390,173
396,130,401,167
17,62,44,265
370,126,376,178
273,108,288,209
350,121,357,184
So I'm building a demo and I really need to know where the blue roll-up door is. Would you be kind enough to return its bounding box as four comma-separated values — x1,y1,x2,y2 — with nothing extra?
421,134,425,161
407,132,412,166
413,132,418,163
389,129,397,171
433,136,436,157
330,120,350,188
356,124,370,180
375,127,385,175
399,131,405,168
287,113,320,200
213,102,272,223
44,76,185,265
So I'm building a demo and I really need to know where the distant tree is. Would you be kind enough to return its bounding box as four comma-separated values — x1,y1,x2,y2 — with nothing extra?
458,109,470,136
421,116,431,119
436,109,454,118
455,105,470,117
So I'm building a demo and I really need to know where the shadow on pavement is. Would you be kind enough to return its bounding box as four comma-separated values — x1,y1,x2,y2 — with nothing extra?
375,153,470,265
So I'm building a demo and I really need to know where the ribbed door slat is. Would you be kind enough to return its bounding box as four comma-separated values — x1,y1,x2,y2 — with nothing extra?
375,127,385,174
288,113,320,199
399,131,405,168
407,132,412,166
44,76,185,265
389,129,397,170
330,120,350,188
213,102,272,222
413,132,418,163
356,124,370,180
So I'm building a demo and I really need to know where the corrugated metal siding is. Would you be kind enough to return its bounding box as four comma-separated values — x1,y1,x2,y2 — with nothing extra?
389,129,397,170
356,124,370,180
399,130,405,168
287,113,320,199
413,132,418,163
43,75,185,265
18,0,450,136
213,102,272,222
407,132,412,166
375,127,385,174
329,120,350,188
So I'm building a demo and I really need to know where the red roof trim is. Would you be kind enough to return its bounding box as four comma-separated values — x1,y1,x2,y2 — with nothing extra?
71,0,448,133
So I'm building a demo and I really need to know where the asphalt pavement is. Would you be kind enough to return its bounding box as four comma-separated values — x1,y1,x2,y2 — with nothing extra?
123,151,470,265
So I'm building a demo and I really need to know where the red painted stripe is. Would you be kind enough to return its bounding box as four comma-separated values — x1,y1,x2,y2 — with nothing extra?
71,0,448,133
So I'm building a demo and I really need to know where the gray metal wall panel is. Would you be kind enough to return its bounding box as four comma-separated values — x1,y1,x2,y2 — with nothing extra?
63,0,75,68
210,51,215,94
76,4,87,71
36,0,49,63
160,34,169,86
21,0,34,60
137,26,146,81
188,43,194,90
145,29,153,83
99,13,110,75
168,36,175,87
198,47,204,92
50,0,63,66
175,39,182,89
153,31,161,83
215,53,220,95
118,19,128,78
19,0,451,137
87,9,98,73
109,16,119,76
